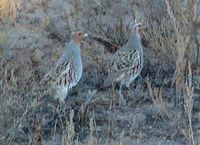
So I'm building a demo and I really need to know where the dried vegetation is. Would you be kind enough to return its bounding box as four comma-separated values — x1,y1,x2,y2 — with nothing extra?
0,0,200,145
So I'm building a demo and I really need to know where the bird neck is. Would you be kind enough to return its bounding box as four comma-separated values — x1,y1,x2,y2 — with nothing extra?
72,36,82,47
128,30,141,49
73,40,81,47
66,40,81,55
70,39,80,49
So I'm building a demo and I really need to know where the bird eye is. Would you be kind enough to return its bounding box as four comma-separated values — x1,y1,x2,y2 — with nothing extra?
78,33,82,36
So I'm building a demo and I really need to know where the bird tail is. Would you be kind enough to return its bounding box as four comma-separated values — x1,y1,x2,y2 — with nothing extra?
39,74,49,85
103,74,113,87
40,68,55,85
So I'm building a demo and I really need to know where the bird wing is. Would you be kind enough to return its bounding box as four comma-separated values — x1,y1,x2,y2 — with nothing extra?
104,49,141,86
110,49,140,72
44,61,70,83
42,52,76,85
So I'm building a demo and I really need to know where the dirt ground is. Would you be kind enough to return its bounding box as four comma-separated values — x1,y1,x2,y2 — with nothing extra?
0,0,200,145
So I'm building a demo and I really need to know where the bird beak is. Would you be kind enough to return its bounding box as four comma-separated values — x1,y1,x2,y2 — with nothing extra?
138,25,144,33
83,33,89,38
139,26,147,40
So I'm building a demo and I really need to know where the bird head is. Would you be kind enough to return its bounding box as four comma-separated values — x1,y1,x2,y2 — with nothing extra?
132,23,144,33
132,23,147,39
72,31,88,46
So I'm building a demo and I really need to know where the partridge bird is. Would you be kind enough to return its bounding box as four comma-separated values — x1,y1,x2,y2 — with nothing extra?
104,22,144,102
43,31,88,103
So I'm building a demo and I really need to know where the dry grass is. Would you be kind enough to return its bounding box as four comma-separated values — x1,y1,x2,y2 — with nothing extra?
139,0,198,144
0,0,9,19
147,77,171,118
140,0,198,106
63,110,75,145
0,0,21,23
164,0,194,98
184,62,194,145
0,0,200,145
87,117,98,145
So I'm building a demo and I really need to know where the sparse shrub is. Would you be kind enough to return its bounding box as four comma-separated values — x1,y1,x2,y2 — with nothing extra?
140,0,198,97
147,77,170,118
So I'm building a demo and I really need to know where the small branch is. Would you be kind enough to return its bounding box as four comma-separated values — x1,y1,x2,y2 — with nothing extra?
88,33,120,53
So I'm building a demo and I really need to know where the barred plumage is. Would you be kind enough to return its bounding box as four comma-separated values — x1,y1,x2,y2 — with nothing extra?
104,22,144,104
42,31,88,103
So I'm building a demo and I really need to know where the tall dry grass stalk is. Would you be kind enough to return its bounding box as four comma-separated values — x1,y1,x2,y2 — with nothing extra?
63,110,75,145
192,0,200,67
87,117,98,145
0,0,21,23
184,62,194,145
165,0,195,98
0,0,9,19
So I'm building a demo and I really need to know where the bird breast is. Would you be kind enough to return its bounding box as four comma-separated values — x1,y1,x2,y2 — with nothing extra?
73,55,82,84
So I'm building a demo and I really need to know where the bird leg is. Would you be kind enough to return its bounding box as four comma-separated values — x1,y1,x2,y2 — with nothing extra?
118,81,126,106
126,84,134,96
111,82,116,110
125,76,135,96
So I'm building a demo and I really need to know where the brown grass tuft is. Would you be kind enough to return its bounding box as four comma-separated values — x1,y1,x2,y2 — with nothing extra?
0,0,21,23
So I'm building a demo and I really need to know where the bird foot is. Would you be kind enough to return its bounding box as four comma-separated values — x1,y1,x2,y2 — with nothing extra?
118,91,126,106
128,86,134,96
